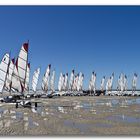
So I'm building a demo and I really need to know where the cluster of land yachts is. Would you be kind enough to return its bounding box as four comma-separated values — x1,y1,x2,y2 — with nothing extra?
0,42,139,108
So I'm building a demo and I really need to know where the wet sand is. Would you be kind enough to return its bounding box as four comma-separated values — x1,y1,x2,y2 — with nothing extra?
0,96,140,136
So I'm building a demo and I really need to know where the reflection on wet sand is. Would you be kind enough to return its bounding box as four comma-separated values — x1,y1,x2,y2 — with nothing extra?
107,115,140,123
0,96,140,135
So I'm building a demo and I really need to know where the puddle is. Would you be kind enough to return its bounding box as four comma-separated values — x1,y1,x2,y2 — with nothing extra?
31,103,45,116
28,117,38,128
111,99,119,106
24,117,39,131
95,123,112,128
64,120,92,133
82,102,92,110
123,98,140,106
15,112,23,121
0,108,4,117
107,115,140,123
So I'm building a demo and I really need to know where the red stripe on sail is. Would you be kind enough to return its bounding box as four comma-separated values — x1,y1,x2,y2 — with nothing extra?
12,58,15,64
23,43,29,52
72,69,74,73
15,58,18,70
28,63,30,69
48,64,51,69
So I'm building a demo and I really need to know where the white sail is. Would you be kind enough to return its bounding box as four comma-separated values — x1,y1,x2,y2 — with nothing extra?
77,73,84,91
18,43,29,92
89,79,92,91
124,75,127,91
132,73,138,93
42,64,51,92
77,72,82,91
73,74,79,91
5,58,15,91
32,68,40,92
109,73,114,90
80,74,84,91
58,73,63,91
63,73,68,91
89,72,96,93
11,42,29,93
120,73,124,92
100,76,105,91
61,74,65,91
106,78,110,92
117,75,121,91
24,63,30,91
106,73,114,95
50,70,55,92
0,53,10,93
11,59,22,92
69,70,74,91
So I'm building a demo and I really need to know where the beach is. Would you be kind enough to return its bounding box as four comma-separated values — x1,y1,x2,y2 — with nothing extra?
0,96,140,136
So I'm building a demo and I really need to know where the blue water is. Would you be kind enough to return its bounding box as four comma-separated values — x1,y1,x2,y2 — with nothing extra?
64,120,92,133
16,112,23,121
107,115,140,123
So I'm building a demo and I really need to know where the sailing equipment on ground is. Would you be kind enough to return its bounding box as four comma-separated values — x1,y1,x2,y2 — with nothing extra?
0,53,10,93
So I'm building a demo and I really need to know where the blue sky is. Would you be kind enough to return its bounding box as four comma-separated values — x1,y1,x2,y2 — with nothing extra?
0,6,140,89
